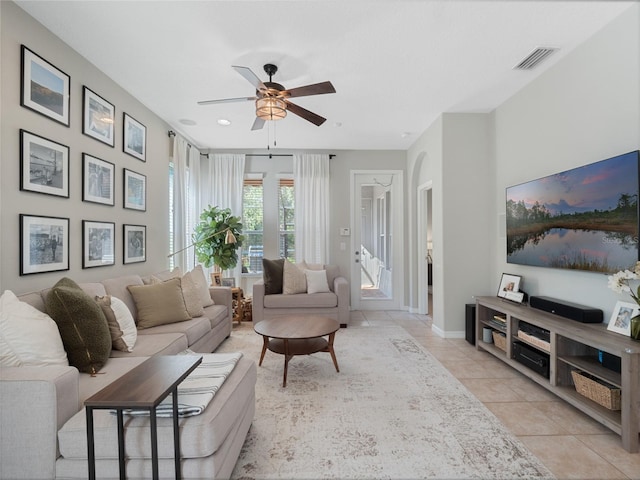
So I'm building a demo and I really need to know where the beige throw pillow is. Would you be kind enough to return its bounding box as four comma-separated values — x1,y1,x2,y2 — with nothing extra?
127,278,191,329
95,295,137,352
188,265,214,307
283,259,307,294
151,273,204,318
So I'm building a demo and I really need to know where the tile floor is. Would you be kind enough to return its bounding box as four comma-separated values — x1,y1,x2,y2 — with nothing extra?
348,309,640,480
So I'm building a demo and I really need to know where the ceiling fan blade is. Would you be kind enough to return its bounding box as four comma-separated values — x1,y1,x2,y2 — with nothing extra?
285,81,336,98
285,100,327,126
197,96,256,106
251,117,265,131
232,65,266,90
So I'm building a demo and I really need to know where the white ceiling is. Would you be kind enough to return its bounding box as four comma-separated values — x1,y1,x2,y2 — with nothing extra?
16,1,635,151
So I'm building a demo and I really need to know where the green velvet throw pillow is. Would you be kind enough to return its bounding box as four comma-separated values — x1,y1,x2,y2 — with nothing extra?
262,258,285,294
45,277,111,375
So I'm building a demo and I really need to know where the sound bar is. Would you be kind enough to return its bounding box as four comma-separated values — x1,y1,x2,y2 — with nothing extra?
529,296,603,324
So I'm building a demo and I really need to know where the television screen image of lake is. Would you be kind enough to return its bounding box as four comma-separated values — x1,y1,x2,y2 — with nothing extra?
507,228,637,273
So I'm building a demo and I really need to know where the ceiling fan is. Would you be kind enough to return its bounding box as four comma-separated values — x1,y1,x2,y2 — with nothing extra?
197,64,336,130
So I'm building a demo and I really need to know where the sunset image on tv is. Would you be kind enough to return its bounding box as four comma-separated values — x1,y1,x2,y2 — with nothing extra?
506,150,640,273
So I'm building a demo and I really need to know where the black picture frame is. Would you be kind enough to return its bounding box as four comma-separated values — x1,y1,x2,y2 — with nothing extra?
123,224,146,264
19,214,69,275
497,273,522,299
20,129,69,198
82,153,115,206
82,220,115,268
82,86,115,147
123,113,146,161
20,45,70,126
123,168,146,211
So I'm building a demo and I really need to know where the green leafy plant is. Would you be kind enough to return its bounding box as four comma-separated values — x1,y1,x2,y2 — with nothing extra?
193,206,244,270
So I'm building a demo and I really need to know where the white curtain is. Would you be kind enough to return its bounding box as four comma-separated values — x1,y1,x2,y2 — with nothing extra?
171,136,203,271
202,153,246,281
293,154,330,264
171,136,189,270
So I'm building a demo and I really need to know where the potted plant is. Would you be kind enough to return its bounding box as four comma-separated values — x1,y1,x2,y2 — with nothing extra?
193,206,244,271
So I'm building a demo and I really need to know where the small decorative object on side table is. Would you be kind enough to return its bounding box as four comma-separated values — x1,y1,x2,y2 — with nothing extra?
231,287,244,325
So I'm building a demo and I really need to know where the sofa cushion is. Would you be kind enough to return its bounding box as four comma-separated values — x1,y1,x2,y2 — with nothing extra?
137,316,211,347
283,259,307,294
59,357,257,459
264,292,338,308
102,275,144,320
95,295,137,352
262,258,284,294
109,332,188,358
0,289,69,367
127,278,191,329
45,277,111,375
202,304,231,330
305,269,330,294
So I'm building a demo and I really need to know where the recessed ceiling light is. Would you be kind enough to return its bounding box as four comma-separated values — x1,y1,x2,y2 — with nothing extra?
179,118,197,126
401,132,413,138
217,119,231,126
333,122,342,127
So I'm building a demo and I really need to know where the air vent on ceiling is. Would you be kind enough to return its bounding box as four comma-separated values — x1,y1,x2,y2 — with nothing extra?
514,47,559,70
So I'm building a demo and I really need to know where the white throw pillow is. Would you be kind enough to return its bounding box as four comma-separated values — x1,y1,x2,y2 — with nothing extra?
0,290,69,367
283,259,307,294
189,265,214,307
95,295,137,352
305,269,330,294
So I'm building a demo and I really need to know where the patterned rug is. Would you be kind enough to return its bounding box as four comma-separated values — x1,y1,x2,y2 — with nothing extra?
217,323,554,479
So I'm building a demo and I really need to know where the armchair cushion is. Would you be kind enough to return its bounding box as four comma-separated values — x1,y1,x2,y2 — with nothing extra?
262,258,285,294
305,269,330,294
283,259,307,294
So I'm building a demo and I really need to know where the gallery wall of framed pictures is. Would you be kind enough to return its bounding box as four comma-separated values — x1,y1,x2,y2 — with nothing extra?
16,42,155,276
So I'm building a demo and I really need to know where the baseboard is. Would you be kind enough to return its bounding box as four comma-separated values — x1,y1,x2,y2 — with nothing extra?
431,324,465,339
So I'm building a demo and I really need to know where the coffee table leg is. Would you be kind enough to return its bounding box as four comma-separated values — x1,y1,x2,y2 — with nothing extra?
259,336,268,366
283,339,290,387
328,332,340,372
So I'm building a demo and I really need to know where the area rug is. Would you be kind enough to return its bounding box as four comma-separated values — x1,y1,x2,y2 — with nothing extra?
217,323,554,479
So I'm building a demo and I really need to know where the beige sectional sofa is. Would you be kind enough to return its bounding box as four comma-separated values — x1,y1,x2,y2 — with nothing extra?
0,269,256,480
252,261,350,327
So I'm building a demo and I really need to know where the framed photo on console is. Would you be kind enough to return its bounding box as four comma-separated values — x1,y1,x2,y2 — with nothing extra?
82,220,115,268
20,214,69,275
497,273,524,302
607,301,638,336
20,130,69,198
21,45,70,126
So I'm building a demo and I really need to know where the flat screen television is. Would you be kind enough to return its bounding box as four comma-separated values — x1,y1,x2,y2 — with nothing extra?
506,150,640,274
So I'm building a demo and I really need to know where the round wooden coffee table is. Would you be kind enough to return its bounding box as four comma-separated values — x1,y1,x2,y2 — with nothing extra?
254,316,340,387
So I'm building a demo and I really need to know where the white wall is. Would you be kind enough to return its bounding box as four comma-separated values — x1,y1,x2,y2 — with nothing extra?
493,4,640,323
1,2,172,293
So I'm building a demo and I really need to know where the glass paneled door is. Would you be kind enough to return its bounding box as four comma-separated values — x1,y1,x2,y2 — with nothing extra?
351,170,404,310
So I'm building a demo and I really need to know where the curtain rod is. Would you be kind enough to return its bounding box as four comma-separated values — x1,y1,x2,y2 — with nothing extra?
245,153,336,159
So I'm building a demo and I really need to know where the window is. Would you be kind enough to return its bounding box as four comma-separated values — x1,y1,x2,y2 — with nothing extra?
279,178,295,262
242,178,263,274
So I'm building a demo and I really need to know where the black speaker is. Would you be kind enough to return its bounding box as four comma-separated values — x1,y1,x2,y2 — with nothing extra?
465,303,476,345
529,296,603,324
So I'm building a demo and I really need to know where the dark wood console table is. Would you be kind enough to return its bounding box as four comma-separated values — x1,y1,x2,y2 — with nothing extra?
84,355,202,479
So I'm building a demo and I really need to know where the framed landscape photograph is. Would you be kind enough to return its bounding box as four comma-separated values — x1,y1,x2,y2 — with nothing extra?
20,214,69,275
123,168,146,211
20,129,69,198
607,301,638,336
83,86,115,146
221,277,236,287
123,224,146,264
497,273,522,299
82,154,114,205
82,220,115,268
21,45,70,126
123,113,146,161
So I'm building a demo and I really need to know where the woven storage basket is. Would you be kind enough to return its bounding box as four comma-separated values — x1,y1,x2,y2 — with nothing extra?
492,331,507,352
571,370,621,410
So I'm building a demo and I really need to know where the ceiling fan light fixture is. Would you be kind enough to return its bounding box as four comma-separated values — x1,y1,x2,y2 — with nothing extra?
256,97,287,121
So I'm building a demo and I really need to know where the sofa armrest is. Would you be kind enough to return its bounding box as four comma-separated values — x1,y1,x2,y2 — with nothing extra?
1,365,79,479
252,281,265,324
209,286,233,322
334,276,350,327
